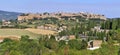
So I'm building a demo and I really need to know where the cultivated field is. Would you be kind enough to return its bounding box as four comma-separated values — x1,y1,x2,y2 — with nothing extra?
0,29,41,39
25,28,57,35
0,28,57,39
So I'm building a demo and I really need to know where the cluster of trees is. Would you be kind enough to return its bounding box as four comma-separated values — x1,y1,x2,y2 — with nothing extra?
0,35,42,55
59,18,120,41
101,18,120,30
0,35,88,55
0,35,119,55
100,18,120,41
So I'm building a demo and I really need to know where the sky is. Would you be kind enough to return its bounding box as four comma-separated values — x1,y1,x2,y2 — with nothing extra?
0,0,120,18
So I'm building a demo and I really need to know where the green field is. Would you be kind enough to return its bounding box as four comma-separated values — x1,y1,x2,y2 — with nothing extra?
0,29,41,39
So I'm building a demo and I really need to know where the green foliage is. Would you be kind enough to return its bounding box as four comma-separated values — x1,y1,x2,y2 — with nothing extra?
68,40,78,49
20,35,30,41
68,39,88,50
3,38,13,42
9,50,23,55
101,18,120,30
81,40,88,49
0,35,119,55
59,40,66,48
15,24,28,29
59,30,69,36
45,38,59,50
118,48,120,55
50,35,56,40
0,36,44,55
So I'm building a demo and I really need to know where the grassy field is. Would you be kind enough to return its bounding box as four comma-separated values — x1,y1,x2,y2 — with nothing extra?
0,29,41,39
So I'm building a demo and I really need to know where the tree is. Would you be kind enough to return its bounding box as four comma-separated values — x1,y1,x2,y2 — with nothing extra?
59,40,66,48
80,40,88,49
20,35,30,41
45,36,59,51
3,38,13,42
45,40,58,50
68,40,78,49
50,35,56,40
112,19,117,30
118,48,120,55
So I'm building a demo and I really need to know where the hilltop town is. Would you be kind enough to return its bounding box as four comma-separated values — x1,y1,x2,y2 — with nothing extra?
18,12,106,21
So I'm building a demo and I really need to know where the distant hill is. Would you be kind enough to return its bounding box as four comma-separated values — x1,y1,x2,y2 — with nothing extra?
0,10,22,20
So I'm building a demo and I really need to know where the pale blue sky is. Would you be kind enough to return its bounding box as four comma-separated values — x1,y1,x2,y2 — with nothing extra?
0,0,120,18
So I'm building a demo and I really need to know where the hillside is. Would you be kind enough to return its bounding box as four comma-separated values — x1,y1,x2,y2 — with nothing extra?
0,10,22,20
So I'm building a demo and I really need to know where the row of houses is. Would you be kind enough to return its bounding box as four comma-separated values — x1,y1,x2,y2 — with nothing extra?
0,19,15,28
